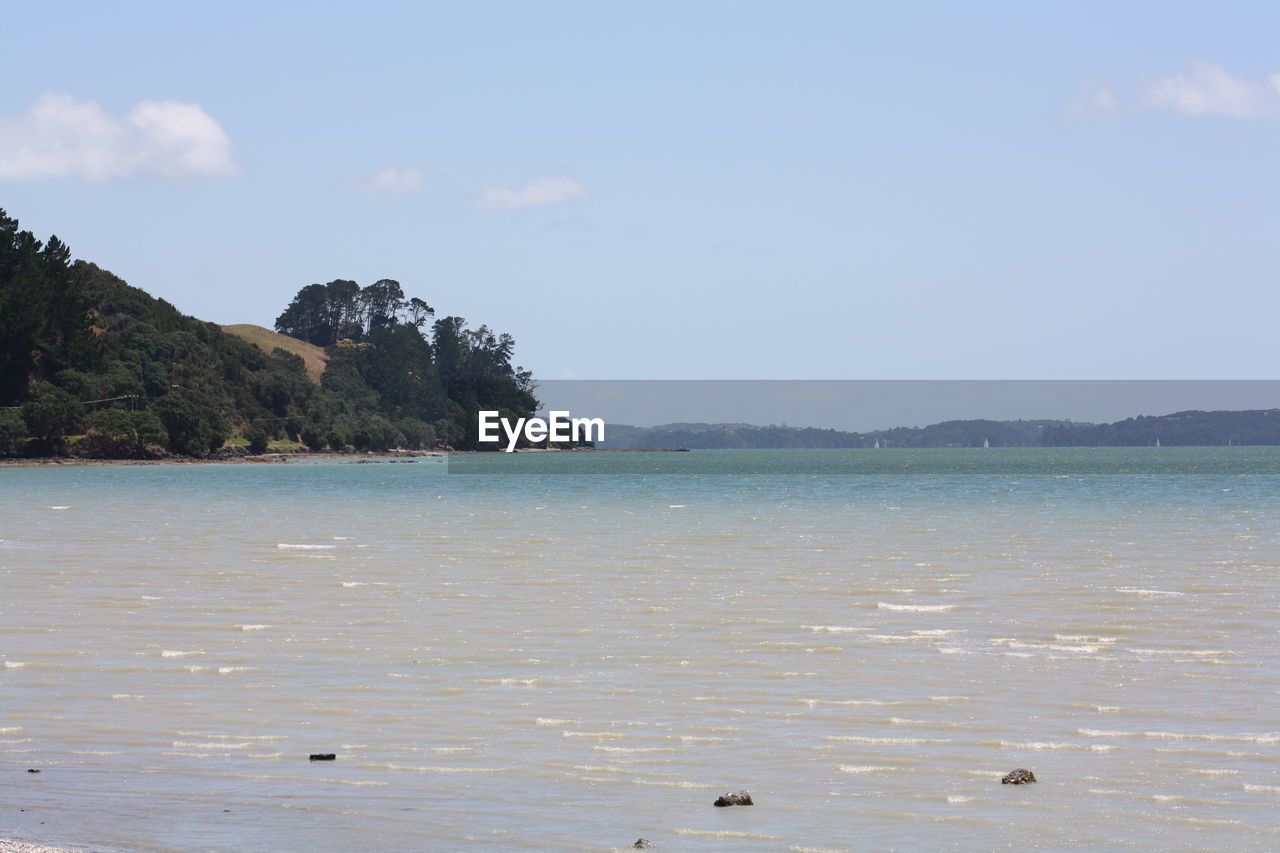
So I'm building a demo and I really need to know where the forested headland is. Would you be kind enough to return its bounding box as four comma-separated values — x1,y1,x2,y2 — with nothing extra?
0,208,537,458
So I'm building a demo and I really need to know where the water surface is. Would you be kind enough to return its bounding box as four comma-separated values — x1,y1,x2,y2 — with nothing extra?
1,450,1277,851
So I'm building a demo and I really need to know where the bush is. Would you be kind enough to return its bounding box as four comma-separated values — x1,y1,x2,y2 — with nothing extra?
246,427,269,454
21,381,85,454
80,408,168,458
300,424,326,451
153,390,226,456
0,408,27,456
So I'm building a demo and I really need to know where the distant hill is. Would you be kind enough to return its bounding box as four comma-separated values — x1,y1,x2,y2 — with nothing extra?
222,324,329,384
601,412,1280,449
1041,409,1280,447
598,419,1071,449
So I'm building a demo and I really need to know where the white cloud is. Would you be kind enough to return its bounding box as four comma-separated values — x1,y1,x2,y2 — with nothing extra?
354,167,425,193
0,92,235,181
476,176,586,210
1147,60,1280,118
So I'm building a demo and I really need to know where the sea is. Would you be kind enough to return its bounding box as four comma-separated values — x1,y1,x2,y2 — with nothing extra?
1,448,1277,852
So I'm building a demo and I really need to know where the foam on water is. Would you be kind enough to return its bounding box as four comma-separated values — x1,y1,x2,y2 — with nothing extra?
375,763,505,773
826,736,952,744
1079,728,1279,744
673,829,782,840
1114,586,1185,597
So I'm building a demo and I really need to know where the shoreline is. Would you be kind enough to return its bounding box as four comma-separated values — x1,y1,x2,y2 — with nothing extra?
0,450,442,468
0,447,690,468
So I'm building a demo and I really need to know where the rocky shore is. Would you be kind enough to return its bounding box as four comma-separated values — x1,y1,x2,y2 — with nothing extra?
0,449,443,467
0,447,685,467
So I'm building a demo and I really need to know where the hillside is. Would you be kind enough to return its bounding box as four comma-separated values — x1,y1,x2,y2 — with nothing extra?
0,207,538,458
222,324,329,383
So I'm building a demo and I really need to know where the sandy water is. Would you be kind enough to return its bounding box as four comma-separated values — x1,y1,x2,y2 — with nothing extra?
1,450,1277,851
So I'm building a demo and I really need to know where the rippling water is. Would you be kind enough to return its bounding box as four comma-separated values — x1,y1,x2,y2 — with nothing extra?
1,450,1278,851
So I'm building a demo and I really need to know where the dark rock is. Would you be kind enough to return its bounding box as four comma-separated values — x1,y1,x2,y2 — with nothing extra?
1001,768,1036,784
26,768,40,773
309,753,337,761
633,840,653,849
713,790,753,807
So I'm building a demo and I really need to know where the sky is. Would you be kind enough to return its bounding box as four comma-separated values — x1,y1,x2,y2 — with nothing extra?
2,1,1279,388
534,381,1280,430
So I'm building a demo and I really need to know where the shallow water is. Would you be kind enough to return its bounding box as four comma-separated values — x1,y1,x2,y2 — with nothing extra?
1,450,1278,851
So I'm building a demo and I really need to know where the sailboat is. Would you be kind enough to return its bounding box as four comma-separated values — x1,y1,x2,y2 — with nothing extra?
983,437,989,449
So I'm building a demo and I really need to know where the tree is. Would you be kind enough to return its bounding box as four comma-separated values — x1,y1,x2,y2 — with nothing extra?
154,390,226,456
405,297,434,328
81,408,168,458
362,279,405,331
300,424,326,451
246,426,269,454
273,283,331,346
21,382,84,454
0,408,26,456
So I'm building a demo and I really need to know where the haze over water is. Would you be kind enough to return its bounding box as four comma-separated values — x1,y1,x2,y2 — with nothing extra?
2,449,1277,851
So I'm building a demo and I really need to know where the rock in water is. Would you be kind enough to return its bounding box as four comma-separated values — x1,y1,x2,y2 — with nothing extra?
1001,768,1036,784
713,790,754,807
633,840,653,849
309,753,337,761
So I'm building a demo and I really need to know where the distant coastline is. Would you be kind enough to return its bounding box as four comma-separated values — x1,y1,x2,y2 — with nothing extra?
598,409,1280,450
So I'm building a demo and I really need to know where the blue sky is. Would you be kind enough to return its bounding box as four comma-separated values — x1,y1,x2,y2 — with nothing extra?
2,1,1278,381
